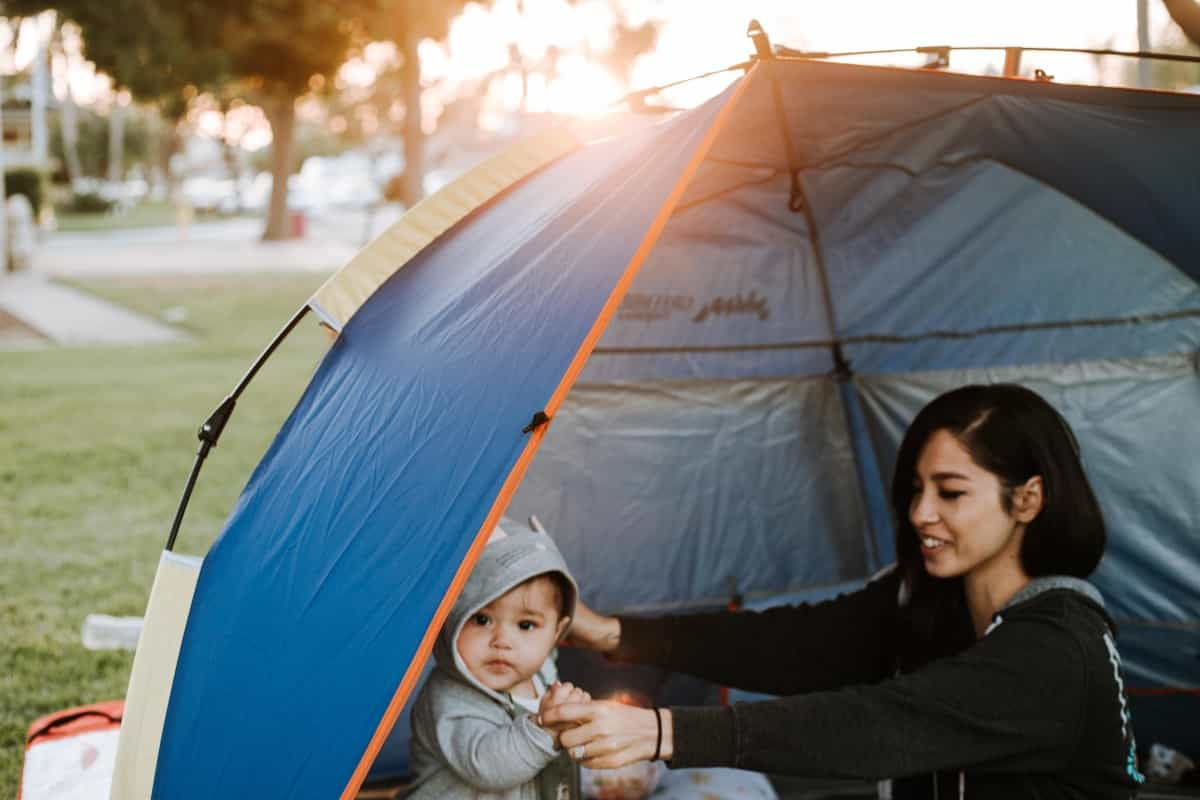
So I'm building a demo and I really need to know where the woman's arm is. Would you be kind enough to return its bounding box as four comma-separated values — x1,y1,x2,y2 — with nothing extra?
576,569,902,695
567,597,622,653
551,611,1092,779
669,614,1090,778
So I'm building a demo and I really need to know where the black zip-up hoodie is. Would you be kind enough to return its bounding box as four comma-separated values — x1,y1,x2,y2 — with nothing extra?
614,572,1144,799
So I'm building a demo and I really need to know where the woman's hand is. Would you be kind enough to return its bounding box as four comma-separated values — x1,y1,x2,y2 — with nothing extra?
536,682,591,746
567,598,621,653
540,700,672,769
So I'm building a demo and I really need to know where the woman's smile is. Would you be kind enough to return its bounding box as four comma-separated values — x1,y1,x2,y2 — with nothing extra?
919,535,949,555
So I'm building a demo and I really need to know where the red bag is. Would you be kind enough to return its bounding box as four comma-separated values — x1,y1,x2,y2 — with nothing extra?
18,700,124,800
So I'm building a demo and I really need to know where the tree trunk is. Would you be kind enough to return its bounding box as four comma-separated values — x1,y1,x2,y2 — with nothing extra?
222,115,243,214
261,89,296,240
107,101,124,183
400,17,424,209
52,24,84,186
1137,0,1152,88
31,30,48,166
0,73,9,273
159,117,183,196
60,82,83,185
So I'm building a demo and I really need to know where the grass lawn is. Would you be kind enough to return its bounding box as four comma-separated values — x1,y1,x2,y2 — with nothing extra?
0,272,333,796
54,201,254,233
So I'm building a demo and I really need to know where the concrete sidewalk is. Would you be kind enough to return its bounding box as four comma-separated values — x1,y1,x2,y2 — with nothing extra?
0,209,392,348
0,272,188,349
33,207,396,278
35,230,358,278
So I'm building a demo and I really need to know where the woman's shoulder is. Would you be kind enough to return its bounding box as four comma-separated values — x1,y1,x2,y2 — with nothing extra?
982,580,1115,673
999,577,1113,633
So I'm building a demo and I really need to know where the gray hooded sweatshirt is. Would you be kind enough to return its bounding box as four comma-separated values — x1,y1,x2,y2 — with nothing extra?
407,519,581,800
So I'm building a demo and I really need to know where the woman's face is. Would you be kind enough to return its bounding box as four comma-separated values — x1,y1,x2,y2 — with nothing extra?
908,428,1027,581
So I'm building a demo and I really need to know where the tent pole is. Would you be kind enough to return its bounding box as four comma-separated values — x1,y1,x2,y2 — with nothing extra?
775,43,1200,66
754,22,893,568
752,20,850,378
164,305,311,552
616,59,753,112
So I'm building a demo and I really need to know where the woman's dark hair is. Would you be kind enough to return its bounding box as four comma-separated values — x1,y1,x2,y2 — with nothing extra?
890,383,1107,666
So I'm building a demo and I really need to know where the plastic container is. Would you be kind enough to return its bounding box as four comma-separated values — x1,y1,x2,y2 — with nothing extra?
80,614,143,651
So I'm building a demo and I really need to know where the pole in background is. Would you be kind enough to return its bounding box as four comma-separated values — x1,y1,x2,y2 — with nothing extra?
1138,0,1153,88
1003,47,1023,77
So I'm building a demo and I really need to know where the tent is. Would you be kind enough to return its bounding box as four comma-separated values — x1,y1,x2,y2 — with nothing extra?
111,44,1200,800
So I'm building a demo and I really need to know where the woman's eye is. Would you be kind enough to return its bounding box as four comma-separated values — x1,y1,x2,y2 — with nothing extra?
939,490,965,500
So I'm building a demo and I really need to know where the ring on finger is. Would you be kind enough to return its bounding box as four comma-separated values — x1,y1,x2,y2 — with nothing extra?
571,744,585,759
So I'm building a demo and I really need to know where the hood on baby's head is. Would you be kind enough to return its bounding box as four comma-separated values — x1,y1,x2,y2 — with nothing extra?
433,516,579,696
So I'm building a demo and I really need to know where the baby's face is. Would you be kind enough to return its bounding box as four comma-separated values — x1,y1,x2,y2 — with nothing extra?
456,577,567,695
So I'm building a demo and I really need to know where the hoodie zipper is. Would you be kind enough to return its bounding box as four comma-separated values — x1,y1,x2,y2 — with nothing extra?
932,770,966,799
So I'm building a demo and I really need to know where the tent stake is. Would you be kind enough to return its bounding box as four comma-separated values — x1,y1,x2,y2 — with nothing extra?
164,305,311,552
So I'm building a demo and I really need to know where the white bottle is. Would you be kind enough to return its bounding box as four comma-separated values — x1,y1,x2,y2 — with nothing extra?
80,614,143,651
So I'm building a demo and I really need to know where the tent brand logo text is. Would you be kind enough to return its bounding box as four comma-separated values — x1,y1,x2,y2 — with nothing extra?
618,293,695,322
617,290,771,323
692,291,769,323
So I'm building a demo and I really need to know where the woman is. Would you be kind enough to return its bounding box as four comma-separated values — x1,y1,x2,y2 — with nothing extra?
541,384,1144,799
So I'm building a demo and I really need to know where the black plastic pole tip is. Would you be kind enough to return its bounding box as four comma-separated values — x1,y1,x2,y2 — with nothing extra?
522,411,551,434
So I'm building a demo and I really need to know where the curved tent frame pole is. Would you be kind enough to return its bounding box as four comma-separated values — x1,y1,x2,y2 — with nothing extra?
164,305,311,552
776,43,1200,67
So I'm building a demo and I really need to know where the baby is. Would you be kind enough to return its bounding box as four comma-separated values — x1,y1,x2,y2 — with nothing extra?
407,519,587,800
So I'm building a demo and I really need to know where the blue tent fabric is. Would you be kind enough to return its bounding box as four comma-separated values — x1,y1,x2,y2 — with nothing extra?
153,85,741,798
157,59,1200,795
707,60,1200,280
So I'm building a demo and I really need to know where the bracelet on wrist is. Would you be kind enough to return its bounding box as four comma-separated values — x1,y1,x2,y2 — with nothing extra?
652,707,663,761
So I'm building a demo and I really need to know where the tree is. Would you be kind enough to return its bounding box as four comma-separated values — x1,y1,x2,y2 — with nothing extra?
38,0,229,198
47,0,379,237
49,102,154,179
596,13,659,88
50,20,84,184
366,1,470,209
168,0,469,237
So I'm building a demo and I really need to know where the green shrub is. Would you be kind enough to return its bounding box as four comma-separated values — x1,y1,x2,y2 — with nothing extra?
5,168,48,212
64,191,116,214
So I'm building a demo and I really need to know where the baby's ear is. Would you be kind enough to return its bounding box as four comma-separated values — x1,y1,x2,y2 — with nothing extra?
555,616,572,641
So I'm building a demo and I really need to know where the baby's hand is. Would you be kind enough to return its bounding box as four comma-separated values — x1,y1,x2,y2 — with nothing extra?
536,682,591,744
539,681,591,715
